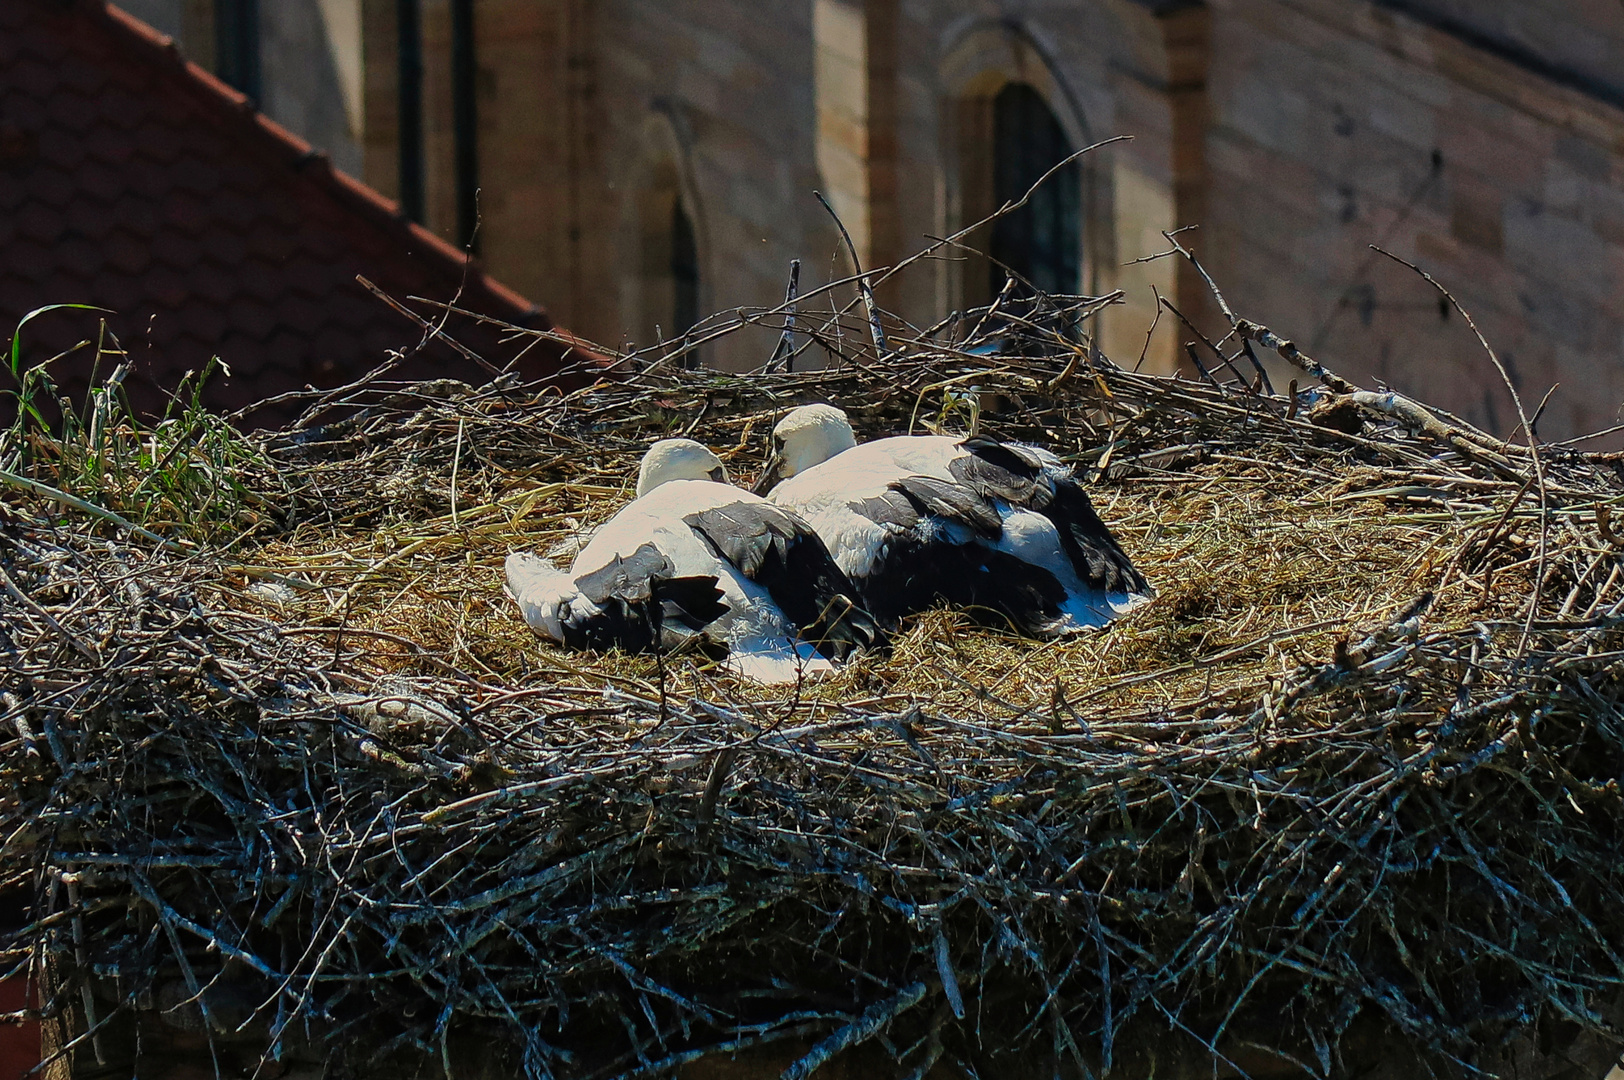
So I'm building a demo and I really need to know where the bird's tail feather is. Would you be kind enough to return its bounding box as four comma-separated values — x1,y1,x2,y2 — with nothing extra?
505,552,577,640
799,591,884,662
652,575,730,631
563,575,727,654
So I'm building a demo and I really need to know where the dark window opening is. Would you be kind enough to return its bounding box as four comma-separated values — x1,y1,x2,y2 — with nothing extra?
214,0,261,102
990,83,1080,298
671,200,700,367
397,0,424,223
450,0,479,250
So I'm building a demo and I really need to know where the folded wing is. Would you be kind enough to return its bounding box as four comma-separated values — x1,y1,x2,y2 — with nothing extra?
506,543,728,654
685,500,883,661
949,436,1150,597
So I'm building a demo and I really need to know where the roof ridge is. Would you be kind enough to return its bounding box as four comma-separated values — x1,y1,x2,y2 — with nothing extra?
94,0,546,326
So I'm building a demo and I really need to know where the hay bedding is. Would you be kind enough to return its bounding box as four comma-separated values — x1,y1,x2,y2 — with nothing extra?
3,276,1624,1080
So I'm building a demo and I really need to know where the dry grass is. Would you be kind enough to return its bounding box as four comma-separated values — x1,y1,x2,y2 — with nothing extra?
224,383,1551,726
243,471,1440,711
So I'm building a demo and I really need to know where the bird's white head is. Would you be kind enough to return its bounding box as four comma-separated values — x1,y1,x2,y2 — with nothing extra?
767,404,857,482
636,438,728,497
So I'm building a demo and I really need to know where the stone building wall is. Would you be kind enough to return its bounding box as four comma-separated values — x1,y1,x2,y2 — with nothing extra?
111,0,184,36
119,0,1624,439
261,0,366,177
352,0,838,369
881,0,1213,372
867,0,1624,436
567,0,839,366
1202,0,1624,439
1393,0,1624,100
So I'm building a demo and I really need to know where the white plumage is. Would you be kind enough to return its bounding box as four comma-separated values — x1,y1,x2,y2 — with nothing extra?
506,438,880,683
759,404,1153,636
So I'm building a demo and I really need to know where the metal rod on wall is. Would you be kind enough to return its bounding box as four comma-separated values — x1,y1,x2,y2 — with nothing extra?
396,0,424,224
450,0,479,251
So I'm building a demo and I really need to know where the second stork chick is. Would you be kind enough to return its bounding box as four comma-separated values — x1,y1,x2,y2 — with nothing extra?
757,405,1152,637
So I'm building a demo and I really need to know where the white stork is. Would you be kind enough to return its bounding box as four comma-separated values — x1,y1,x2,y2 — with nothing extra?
506,438,882,682
756,405,1152,636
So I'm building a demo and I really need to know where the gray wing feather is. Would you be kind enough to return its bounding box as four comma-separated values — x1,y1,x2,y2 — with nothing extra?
684,501,804,579
853,475,1001,539
949,436,1052,509
573,542,674,604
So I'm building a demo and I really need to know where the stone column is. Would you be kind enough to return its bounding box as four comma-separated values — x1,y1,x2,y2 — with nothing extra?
1099,0,1211,374
814,0,901,285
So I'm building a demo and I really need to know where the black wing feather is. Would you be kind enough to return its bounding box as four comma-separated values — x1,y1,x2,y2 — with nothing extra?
563,542,729,652
1044,480,1151,596
574,542,673,604
856,532,1069,631
854,475,1002,538
950,436,1051,509
684,503,800,578
953,436,1150,597
847,473,1067,629
686,502,883,661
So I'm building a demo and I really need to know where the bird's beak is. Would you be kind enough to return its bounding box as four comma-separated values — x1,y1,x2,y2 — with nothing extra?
751,454,783,495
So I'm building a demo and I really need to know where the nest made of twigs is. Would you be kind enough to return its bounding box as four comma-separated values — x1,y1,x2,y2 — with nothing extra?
4,287,1624,1080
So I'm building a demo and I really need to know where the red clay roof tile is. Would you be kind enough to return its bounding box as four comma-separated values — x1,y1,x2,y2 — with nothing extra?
8,57,56,100
38,127,91,170
2,0,597,427
41,270,92,303
56,235,103,276
176,303,227,344
226,297,277,342
26,167,76,209
140,264,189,309
103,227,153,275
236,258,283,304
14,202,63,244
130,120,188,163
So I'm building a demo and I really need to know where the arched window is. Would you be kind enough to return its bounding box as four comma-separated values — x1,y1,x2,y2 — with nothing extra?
630,124,704,368
989,83,1080,297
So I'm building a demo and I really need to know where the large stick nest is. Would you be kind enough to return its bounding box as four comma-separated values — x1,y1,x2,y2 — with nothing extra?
3,281,1624,1080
